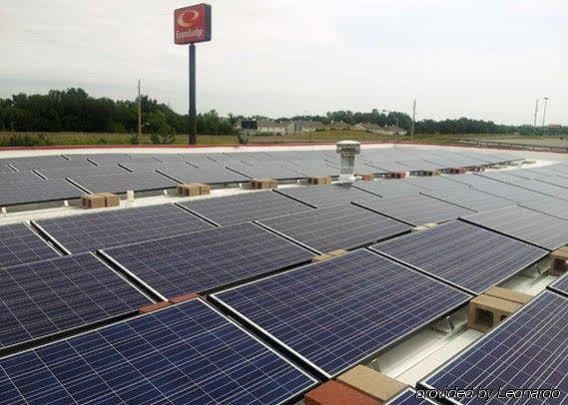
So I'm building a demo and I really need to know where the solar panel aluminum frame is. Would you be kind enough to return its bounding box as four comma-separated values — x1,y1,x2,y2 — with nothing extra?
253,220,324,255
0,252,155,357
547,275,568,298
0,297,319,403
370,229,549,296
210,250,473,380
29,220,73,255
416,290,563,404
97,222,314,302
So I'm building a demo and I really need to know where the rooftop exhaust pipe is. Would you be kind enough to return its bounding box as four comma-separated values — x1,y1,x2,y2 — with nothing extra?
336,140,361,183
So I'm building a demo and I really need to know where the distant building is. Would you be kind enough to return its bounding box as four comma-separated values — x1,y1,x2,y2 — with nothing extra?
294,120,326,133
353,122,407,135
328,121,352,130
257,120,289,135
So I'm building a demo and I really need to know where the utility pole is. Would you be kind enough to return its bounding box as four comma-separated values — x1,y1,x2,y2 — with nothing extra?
533,98,539,128
137,80,142,139
410,99,416,140
541,97,549,135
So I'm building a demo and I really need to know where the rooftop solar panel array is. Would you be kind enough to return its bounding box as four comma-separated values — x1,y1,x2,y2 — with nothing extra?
212,249,471,377
275,184,374,208
157,163,250,184
421,188,515,212
462,205,568,250
258,204,411,253
33,204,213,254
520,196,568,220
227,162,306,180
101,222,313,300
420,291,568,404
371,220,548,294
0,223,59,268
0,253,151,350
354,194,475,226
0,299,317,404
178,190,314,226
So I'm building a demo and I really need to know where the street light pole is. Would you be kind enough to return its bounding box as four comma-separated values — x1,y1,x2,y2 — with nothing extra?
533,98,539,128
541,97,549,135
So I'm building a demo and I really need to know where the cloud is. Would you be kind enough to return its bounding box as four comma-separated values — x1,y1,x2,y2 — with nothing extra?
0,0,566,124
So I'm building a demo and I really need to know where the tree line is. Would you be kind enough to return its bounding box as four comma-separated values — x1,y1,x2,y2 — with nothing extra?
0,88,565,137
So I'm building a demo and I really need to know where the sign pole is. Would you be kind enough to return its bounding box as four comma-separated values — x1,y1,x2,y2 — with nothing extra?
189,43,197,145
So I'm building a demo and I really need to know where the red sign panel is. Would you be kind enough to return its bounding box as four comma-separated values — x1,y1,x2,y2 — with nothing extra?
174,4,212,45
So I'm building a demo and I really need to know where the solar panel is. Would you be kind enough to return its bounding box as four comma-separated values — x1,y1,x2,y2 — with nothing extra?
354,194,475,226
0,223,59,268
36,165,127,180
386,388,436,404
212,249,472,377
100,222,313,300
226,162,306,180
258,204,411,253
402,176,471,192
352,180,424,197
178,190,314,226
275,184,374,208
33,204,213,254
421,188,515,212
478,172,568,200
0,299,317,404
68,172,177,194
0,253,151,350
6,155,93,171
462,205,568,250
520,196,568,220
371,220,548,294
548,273,568,297
420,291,567,404
0,178,83,207
157,162,249,184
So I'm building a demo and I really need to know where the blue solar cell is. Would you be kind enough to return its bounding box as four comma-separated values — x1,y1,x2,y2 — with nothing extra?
0,178,83,206
0,223,59,268
0,299,317,404
100,222,313,300
0,253,150,350
420,291,568,404
212,249,471,377
372,220,548,294
258,204,411,253
68,172,177,194
34,203,213,254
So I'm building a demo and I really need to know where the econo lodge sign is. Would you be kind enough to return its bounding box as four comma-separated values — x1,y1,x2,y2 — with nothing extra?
174,4,212,45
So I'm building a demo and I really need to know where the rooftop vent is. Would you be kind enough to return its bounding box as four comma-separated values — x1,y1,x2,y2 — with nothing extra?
336,140,361,183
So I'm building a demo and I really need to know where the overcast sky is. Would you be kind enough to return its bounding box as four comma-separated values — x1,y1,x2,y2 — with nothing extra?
1,0,566,124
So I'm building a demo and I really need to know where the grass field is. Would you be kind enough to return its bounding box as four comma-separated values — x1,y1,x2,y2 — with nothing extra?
0,130,553,148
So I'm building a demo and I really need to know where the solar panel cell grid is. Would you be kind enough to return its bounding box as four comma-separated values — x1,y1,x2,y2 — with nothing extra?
34,203,213,254
0,299,317,404
212,249,472,377
0,178,83,207
178,190,314,226
69,172,177,194
371,220,548,294
101,222,313,300
0,223,59,268
0,253,151,349
421,291,568,404
421,188,515,212
258,204,411,253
